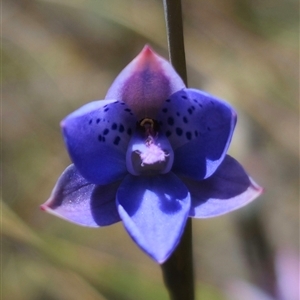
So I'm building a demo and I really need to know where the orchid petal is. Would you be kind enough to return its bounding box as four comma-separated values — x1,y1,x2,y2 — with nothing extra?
62,100,136,184
41,165,121,227
158,88,236,179
105,45,185,119
185,155,263,218
116,173,190,263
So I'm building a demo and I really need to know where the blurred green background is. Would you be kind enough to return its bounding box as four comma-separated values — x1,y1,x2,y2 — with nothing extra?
3,0,299,299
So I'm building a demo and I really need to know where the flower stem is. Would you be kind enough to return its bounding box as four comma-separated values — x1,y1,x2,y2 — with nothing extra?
161,1,195,299
161,219,194,300
163,0,187,85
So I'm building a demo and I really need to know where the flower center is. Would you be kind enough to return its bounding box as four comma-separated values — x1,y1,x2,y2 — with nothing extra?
126,118,174,176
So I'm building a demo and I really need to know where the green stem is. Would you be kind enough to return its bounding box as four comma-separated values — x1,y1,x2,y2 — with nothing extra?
161,219,194,300
163,0,187,85
161,1,194,299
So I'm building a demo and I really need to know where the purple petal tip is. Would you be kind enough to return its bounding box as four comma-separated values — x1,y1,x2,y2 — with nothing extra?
105,45,185,119
40,204,47,211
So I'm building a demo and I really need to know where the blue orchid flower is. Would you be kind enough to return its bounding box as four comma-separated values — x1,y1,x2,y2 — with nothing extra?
41,46,262,263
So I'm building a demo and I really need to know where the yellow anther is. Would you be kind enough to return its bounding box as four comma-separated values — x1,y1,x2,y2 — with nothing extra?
140,118,155,128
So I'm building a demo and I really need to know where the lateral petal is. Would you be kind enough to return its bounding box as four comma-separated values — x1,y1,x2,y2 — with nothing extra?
158,88,237,179
41,165,121,226
61,100,135,184
185,155,263,218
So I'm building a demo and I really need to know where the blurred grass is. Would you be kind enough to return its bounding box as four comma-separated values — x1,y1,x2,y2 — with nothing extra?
3,0,299,299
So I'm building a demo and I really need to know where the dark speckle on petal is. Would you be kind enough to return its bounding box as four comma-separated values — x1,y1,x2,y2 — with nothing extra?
114,136,121,145
104,107,109,112
186,131,192,140
127,128,132,136
119,124,125,133
96,118,100,124
162,108,168,113
207,126,211,131
188,108,193,115
166,130,172,137
195,130,199,137
103,128,109,135
181,95,187,99
125,108,131,112
89,119,92,125
176,112,180,116
183,116,188,124
166,99,171,102
111,123,117,130
176,127,183,136
167,117,174,126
